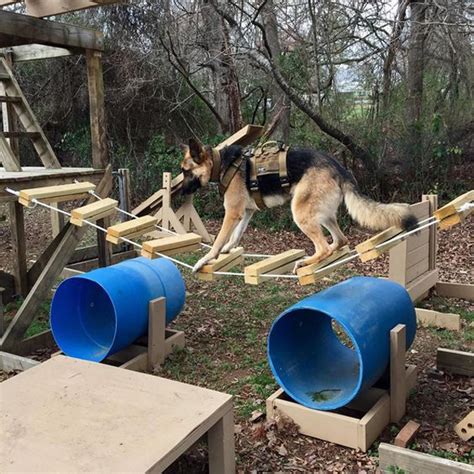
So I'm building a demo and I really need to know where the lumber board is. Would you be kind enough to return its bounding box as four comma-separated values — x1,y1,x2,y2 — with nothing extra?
454,411,474,442
358,394,391,452
0,167,113,353
71,197,117,219
415,308,460,331
394,420,421,448
438,206,473,230
0,10,104,51
245,260,300,285
434,190,474,221
406,259,429,284
199,247,244,273
106,226,156,245
406,242,429,270
19,182,95,202
25,0,120,18
245,249,304,278
0,132,21,171
436,348,474,377
410,200,431,220
406,228,429,253
297,246,351,285
141,242,200,259
107,215,157,237
1,44,72,62
9,200,28,296
422,194,438,271
142,233,202,253
356,226,402,254
70,207,115,226
390,325,406,423
435,282,474,301
379,443,474,474
214,124,264,151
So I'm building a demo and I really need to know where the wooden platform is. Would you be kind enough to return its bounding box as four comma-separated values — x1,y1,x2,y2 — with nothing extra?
0,166,105,202
0,356,235,473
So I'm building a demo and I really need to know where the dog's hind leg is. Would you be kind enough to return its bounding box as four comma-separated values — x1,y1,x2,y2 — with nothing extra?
322,217,348,251
221,208,255,253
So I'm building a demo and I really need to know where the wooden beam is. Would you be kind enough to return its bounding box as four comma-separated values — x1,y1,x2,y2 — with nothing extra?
455,411,473,442
86,49,108,169
9,200,28,297
390,324,406,423
434,190,474,221
0,11,104,51
436,348,474,377
18,182,96,205
70,197,117,226
379,443,473,474
435,281,474,301
106,216,157,242
244,249,305,285
0,132,20,171
415,308,461,331
25,0,122,18
0,166,113,353
142,233,202,255
394,420,421,448
197,247,244,281
1,44,73,62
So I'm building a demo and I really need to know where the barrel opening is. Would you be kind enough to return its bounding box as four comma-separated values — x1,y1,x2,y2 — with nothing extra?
268,307,363,410
50,277,117,362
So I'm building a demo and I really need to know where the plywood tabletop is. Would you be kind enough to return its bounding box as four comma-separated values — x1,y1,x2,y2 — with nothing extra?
0,356,233,472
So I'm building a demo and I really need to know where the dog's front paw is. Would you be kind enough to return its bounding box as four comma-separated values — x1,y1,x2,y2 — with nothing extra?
192,256,212,273
221,243,235,254
293,258,309,274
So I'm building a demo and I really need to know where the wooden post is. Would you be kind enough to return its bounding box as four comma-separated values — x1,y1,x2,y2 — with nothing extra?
50,202,65,238
8,200,28,297
147,297,166,372
422,194,438,271
96,217,112,267
117,168,131,222
390,324,407,423
208,410,236,474
86,49,108,169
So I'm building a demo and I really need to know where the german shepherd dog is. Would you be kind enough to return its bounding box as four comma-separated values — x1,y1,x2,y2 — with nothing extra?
180,138,417,273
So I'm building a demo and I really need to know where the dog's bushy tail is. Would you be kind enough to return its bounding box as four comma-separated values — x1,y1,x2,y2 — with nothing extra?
342,183,418,231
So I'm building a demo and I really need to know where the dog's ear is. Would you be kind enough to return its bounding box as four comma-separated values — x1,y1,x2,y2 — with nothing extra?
188,138,204,163
179,143,189,153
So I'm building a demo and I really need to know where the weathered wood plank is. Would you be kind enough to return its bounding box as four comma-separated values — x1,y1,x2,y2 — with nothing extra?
436,348,474,377
415,308,460,331
19,182,95,203
25,0,121,18
142,233,202,254
0,11,104,51
9,200,28,296
435,282,474,301
0,44,73,62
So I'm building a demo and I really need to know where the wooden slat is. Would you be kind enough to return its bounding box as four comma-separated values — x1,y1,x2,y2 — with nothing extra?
71,197,117,220
434,190,474,221
436,348,474,377
297,246,351,285
438,206,473,230
3,131,40,138
415,308,461,331
390,324,406,423
106,215,157,238
406,242,429,270
142,233,202,254
356,226,402,254
394,420,421,448
407,269,438,302
0,95,20,102
1,44,73,62
9,200,28,296
406,227,429,252
245,260,300,285
423,194,438,271
358,394,391,452
379,443,473,474
214,124,264,151
71,207,116,227
197,248,244,281
19,182,95,203
106,226,156,245
406,259,429,284
26,0,122,18
244,249,304,284
142,242,201,259
410,200,431,220
0,10,104,51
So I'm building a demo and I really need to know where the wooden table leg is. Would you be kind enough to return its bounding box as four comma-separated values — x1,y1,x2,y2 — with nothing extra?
208,409,235,474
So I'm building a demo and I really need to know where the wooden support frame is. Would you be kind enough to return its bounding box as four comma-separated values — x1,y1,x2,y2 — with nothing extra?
197,247,244,281
8,199,28,296
244,249,305,285
379,443,474,474
266,325,417,452
297,246,351,286
99,296,186,373
436,348,474,377
0,167,112,354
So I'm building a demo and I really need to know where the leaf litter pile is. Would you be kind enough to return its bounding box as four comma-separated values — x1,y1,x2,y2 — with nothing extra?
0,205,473,472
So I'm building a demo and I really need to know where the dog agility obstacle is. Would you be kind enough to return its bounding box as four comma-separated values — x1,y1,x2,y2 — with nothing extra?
5,186,474,290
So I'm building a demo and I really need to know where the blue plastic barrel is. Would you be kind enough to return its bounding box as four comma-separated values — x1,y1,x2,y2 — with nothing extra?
50,257,186,362
267,276,416,410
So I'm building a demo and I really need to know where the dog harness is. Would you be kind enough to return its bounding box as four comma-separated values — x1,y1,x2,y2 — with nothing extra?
211,141,289,209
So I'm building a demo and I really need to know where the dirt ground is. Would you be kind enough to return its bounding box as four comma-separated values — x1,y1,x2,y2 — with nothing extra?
0,203,473,472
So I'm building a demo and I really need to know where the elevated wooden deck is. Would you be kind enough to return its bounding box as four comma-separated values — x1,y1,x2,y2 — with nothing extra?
0,166,106,202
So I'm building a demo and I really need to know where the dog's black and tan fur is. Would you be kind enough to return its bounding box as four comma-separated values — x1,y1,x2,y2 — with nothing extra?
180,138,417,273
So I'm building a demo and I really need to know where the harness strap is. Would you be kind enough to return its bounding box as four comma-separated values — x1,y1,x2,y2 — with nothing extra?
278,148,289,188
210,148,221,182
249,154,267,210
219,154,246,196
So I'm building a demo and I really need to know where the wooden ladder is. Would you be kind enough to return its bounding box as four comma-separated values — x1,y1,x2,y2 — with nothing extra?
0,57,61,172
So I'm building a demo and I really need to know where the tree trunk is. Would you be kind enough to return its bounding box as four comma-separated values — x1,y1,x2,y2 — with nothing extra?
201,0,242,134
262,0,290,142
406,0,428,168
